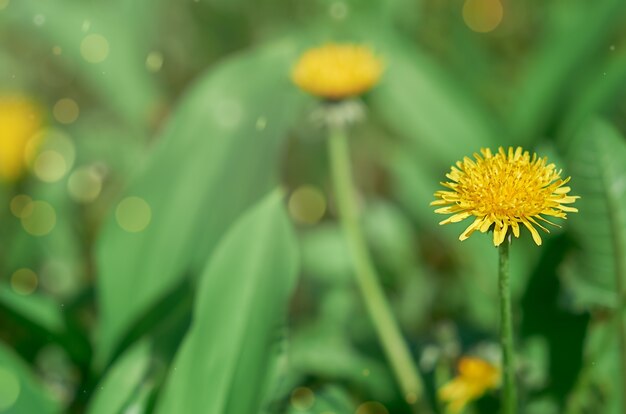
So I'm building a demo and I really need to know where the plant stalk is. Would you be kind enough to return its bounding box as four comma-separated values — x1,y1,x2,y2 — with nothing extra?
499,237,517,414
327,126,429,413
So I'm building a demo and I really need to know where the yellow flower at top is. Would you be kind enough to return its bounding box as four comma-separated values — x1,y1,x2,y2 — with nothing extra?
291,43,383,100
432,147,579,246
0,96,42,182
439,357,500,414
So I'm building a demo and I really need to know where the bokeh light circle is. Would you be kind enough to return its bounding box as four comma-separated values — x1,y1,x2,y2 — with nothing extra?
116,196,151,233
11,268,38,295
290,387,315,410
288,185,327,225
53,98,79,124
21,201,56,236
463,0,503,33
80,34,110,63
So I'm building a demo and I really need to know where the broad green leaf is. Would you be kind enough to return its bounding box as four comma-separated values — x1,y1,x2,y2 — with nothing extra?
154,190,299,414
509,0,626,145
0,286,65,334
0,341,59,414
561,119,626,309
95,40,307,365
370,29,498,170
86,341,152,414
559,50,626,142
565,317,622,414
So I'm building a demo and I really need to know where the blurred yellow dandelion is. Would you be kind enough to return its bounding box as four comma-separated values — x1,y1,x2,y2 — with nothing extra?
292,43,383,100
0,96,42,182
439,357,500,414
432,147,579,246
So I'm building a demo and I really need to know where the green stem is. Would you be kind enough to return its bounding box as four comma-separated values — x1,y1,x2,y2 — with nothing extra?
498,237,517,414
327,126,429,413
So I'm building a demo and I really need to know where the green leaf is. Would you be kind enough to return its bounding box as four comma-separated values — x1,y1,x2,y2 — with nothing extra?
154,190,299,414
370,30,498,170
561,119,626,309
86,341,153,414
95,41,307,365
0,286,65,335
508,0,626,145
286,385,357,414
0,341,59,414
1,0,163,128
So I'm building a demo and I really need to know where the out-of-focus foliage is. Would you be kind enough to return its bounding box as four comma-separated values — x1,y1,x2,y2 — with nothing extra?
1,0,626,413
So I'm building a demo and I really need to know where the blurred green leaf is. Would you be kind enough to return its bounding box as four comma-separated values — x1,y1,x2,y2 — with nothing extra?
154,190,299,414
562,119,626,309
95,40,307,365
0,341,59,414
0,286,65,334
370,29,498,170
86,340,153,414
565,317,622,414
1,0,163,128
509,0,626,145
560,50,626,142
286,385,356,414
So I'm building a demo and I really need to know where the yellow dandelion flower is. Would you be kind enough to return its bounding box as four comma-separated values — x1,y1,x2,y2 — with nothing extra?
431,147,579,246
0,96,43,182
291,43,384,100
439,357,500,414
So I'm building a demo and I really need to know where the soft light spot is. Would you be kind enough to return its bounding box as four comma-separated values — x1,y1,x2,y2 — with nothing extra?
146,51,164,72
355,401,389,414
53,98,79,124
405,392,417,405
33,14,45,26
68,166,103,203
28,129,76,173
34,150,67,182
81,20,91,32
10,194,33,218
0,0,10,10
52,46,62,55
463,0,503,33
21,200,56,236
211,99,243,130
329,2,348,20
255,116,267,131
288,185,326,225
116,196,151,233
11,268,38,295
40,260,76,297
290,387,315,410
0,367,20,410
80,34,110,63
362,368,370,376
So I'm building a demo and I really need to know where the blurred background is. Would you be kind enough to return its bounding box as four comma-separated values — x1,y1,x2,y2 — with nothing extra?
1,0,626,413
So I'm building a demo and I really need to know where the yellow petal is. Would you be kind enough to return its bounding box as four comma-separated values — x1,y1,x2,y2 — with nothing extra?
522,219,542,245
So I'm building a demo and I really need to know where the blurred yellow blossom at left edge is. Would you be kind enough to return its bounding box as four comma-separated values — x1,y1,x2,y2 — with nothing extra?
0,95,43,183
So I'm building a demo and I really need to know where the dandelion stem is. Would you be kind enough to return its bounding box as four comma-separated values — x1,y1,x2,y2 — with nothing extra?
327,126,430,413
498,237,517,414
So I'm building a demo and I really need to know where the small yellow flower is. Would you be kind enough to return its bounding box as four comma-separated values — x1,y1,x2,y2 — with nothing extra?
432,147,579,246
291,43,383,100
0,96,43,182
439,357,500,414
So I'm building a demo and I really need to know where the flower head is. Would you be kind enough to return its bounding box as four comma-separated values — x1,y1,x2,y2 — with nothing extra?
0,96,42,182
291,43,383,100
439,357,500,414
432,147,579,246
